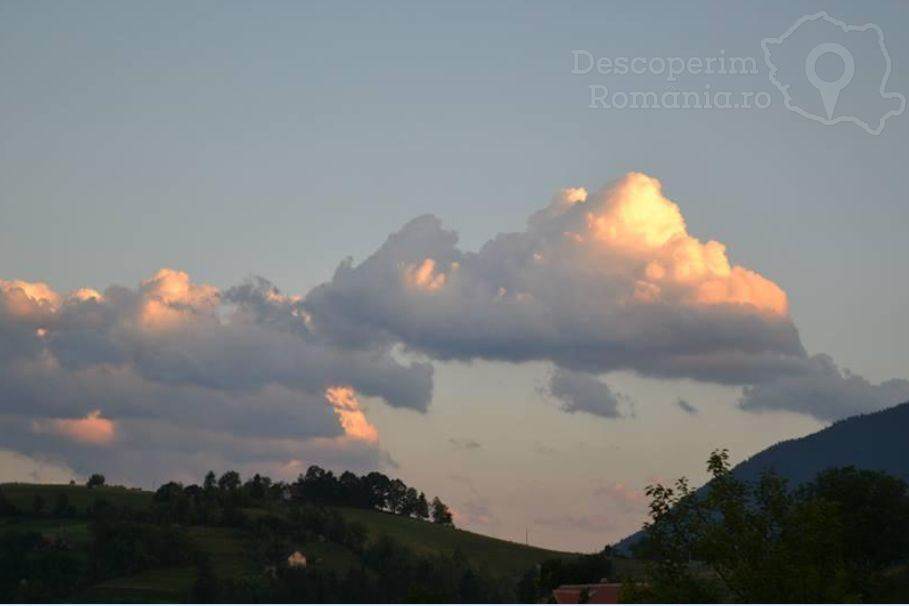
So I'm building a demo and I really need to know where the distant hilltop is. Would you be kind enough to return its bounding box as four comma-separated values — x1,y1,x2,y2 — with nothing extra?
616,399,909,552
730,399,909,485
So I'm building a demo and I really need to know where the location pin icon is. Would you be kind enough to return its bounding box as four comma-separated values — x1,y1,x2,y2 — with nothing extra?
805,43,855,120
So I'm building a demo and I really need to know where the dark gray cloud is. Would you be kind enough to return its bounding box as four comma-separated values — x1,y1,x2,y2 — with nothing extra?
449,438,482,451
547,369,630,419
675,398,699,415
0,413,389,487
739,354,909,421
48,276,432,410
0,270,422,484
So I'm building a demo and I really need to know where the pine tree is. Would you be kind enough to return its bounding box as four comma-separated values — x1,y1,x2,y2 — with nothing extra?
431,496,453,526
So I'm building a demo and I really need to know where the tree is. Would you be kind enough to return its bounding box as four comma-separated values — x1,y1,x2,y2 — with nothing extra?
0,490,18,517
244,474,271,501
339,471,365,507
31,495,46,516
154,481,185,503
516,567,540,603
634,449,909,603
431,497,453,526
400,487,419,517
218,470,241,492
801,466,909,571
0,530,84,601
297,466,341,504
304,465,325,483
386,479,407,514
191,556,220,603
86,473,106,489
363,472,391,510
203,471,217,493
52,493,75,518
416,492,430,520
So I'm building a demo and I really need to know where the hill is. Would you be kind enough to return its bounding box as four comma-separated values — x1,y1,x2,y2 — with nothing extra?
730,399,909,485
0,483,569,576
0,482,573,601
339,506,570,576
616,400,909,553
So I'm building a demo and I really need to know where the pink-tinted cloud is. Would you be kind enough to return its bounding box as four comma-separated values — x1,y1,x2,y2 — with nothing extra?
595,482,649,512
33,410,116,445
325,386,379,443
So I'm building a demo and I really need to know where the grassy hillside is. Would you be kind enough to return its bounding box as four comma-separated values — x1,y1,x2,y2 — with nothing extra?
1,483,571,572
1,482,575,601
339,506,569,576
1,482,152,513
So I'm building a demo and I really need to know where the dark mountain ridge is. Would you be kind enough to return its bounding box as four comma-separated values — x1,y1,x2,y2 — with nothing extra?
732,399,909,485
616,400,909,552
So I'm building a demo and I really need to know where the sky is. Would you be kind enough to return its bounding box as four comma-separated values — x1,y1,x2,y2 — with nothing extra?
1,1,908,552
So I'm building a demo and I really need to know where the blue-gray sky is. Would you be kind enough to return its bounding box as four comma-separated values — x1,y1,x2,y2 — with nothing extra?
1,1,907,551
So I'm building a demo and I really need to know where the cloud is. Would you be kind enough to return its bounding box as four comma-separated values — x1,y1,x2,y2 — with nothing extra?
451,498,498,527
305,173,804,385
3,172,904,486
0,449,78,484
449,438,482,451
325,386,379,443
304,172,905,422
675,398,699,415
547,368,631,419
594,482,649,512
532,441,557,456
446,473,498,528
534,513,618,533
0,270,432,410
32,410,116,445
739,354,909,421
0,269,430,484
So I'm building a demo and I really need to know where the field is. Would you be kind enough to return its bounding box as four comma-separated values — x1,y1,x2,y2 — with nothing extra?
339,506,572,577
1,483,577,601
0,516,91,544
1,482,152,512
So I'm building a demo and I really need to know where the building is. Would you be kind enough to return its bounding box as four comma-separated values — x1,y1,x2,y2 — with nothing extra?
287,550,308,568
552,579,622,604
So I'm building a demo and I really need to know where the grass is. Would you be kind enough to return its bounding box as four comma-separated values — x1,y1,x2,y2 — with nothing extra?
76,527,253,602
0,516,92,544
295,538,361,570
187,526,253,577
81,566,196,603
1,482,152,513
2,483,579,584
339,506,575,577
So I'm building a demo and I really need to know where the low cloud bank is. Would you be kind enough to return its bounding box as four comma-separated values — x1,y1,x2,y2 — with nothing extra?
739,354,909,421
2,172,905,483
0,270,425,482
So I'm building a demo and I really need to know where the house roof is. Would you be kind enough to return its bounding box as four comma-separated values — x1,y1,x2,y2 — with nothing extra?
552,582,622,604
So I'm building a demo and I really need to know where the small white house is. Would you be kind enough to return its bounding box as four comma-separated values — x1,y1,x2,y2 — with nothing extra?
287,551,308,568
